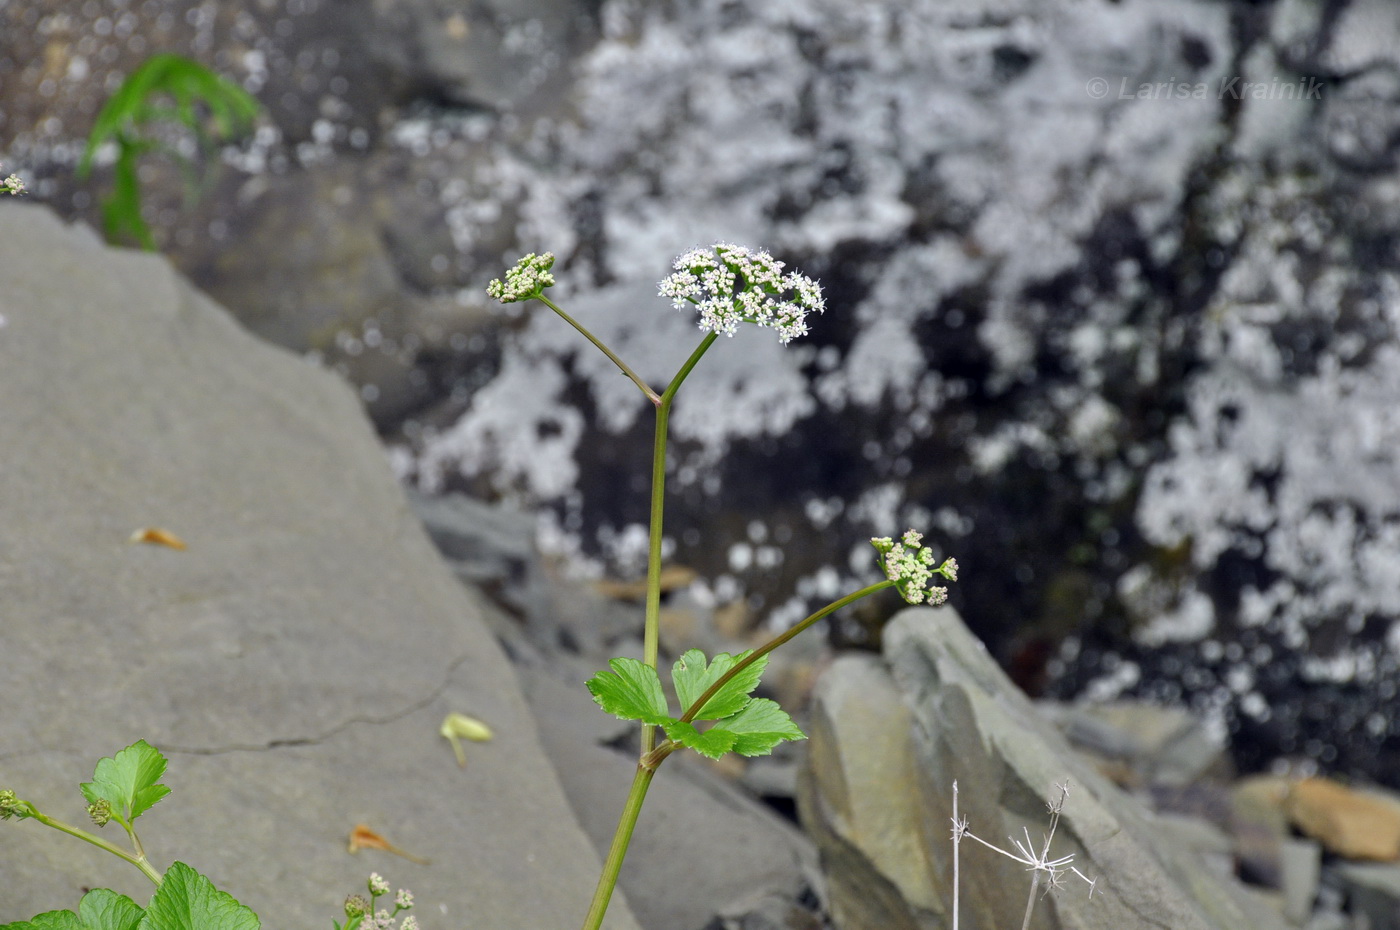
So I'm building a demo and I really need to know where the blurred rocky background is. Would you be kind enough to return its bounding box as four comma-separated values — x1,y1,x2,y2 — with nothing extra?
6,0,1400,799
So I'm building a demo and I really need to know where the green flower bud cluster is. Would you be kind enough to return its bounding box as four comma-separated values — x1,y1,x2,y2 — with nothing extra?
871,529,958,605
486,252,556,303
344,895,371,919
87,798,112,827
0,788,32,820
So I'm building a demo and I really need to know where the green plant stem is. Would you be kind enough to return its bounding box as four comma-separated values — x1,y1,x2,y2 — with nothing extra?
122,819,148,862
640,332,718,754
537,295,663,406
27,808,163,886
577,333,721,928
579,763,658,930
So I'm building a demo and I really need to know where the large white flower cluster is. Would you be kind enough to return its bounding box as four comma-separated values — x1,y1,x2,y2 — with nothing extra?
658,243,824,344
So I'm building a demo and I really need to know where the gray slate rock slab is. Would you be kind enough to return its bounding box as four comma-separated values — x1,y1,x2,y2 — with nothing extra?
798,606,1292,930
0,204,639,930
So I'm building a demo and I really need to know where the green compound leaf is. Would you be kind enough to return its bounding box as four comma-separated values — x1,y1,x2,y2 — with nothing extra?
663,698,804,760
81,740,171,826
79,891,144,930
0,890,143,930
661,720,739,761
671,649,769,721
711,699,806,758
137,862,259,930
586,658,672,725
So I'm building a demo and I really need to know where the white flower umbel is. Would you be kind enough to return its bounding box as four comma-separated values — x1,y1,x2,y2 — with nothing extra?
487,252,556,303
871,529,958,605
658,242,825,344
2,167,25,196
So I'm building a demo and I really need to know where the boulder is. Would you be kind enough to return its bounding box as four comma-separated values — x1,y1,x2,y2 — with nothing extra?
0,203,640,930
1285,777,1400,861
798,606,1292,930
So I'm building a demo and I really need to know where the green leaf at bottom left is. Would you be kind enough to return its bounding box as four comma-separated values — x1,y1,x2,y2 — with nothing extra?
0,888,143,930
0,911,85,930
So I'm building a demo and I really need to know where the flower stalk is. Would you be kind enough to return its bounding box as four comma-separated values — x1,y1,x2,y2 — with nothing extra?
487,245,954,930
1,793,163,886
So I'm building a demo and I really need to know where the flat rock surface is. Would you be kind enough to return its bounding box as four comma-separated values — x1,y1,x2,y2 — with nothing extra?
0,203,639,930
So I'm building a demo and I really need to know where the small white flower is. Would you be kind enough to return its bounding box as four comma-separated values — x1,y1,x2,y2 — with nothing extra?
395,889,414,910
1,171,25,196
658,242,824,344
368,873,390,896
400,917,419,930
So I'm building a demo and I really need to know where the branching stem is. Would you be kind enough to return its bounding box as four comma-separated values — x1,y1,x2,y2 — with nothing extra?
675,580,892,726
25,807,163,886
640,332,717,754
537,294,663,406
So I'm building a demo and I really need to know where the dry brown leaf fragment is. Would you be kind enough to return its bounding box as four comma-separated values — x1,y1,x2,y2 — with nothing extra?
347,823,430,865
129,527,187,550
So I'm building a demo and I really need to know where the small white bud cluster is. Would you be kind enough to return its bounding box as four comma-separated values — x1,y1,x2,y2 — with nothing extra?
486,252,555,303
871,529,958,605
658,242,825,344
2,168,25,196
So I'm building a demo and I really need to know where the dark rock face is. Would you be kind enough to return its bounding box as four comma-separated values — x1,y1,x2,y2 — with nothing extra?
6,0,1400,782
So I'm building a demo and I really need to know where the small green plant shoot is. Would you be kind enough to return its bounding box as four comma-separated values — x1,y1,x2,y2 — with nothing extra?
76,53,261,250
0,740,408,930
